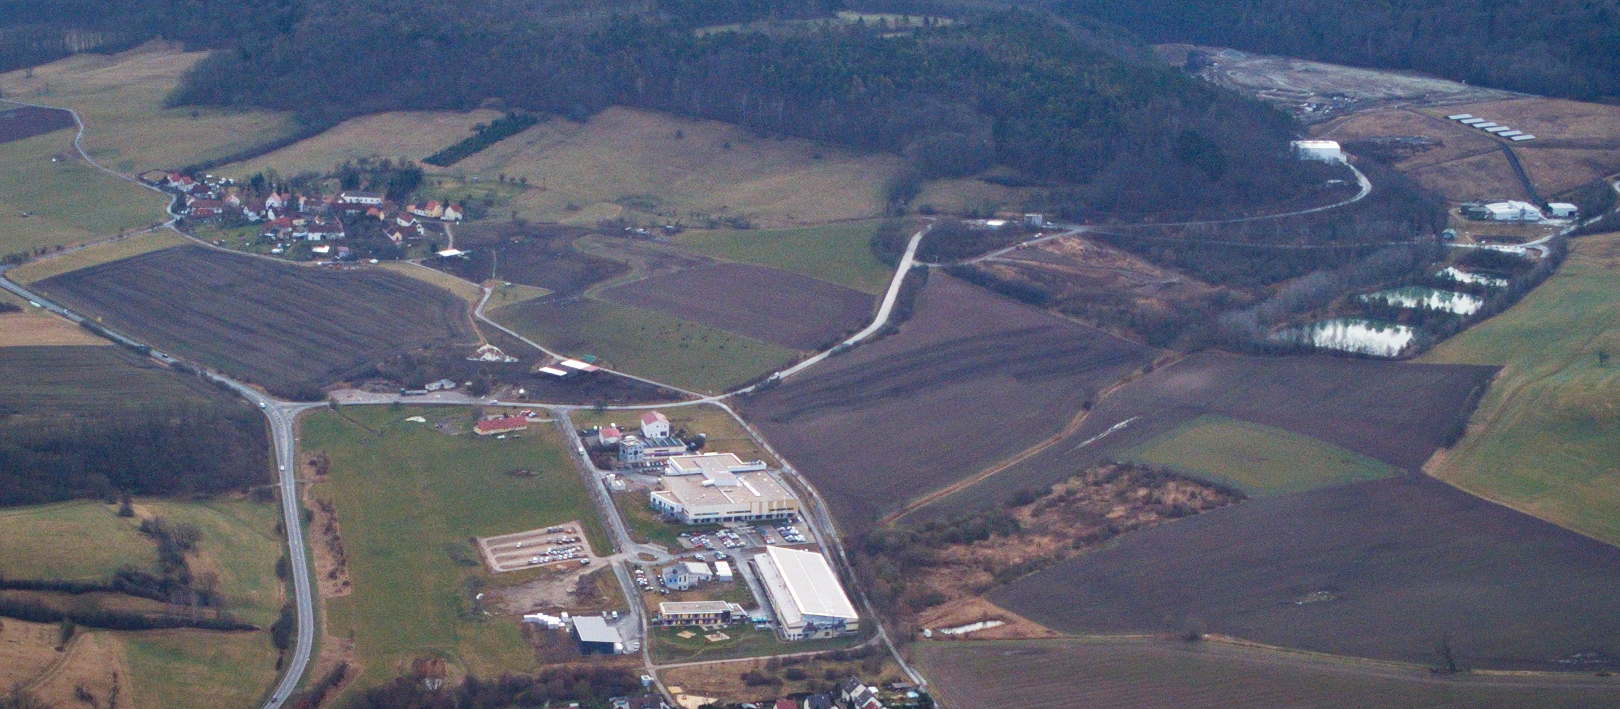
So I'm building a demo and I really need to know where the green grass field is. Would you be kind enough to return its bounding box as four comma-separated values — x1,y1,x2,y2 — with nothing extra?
1123,415,1403,496
122,631,279,709
0,47,295,175
303,405,613,690
673,221,895,294
0,130,170,256
492,298,799,393
1422,233,1620,547
914,637,1620,709
0,498,285,625
0,345,221,415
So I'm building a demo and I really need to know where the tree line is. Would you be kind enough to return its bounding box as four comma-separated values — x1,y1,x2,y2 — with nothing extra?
0,402,270,506
1044,0,1620,101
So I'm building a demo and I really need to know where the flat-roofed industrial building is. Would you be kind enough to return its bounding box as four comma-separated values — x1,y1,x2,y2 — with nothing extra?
750,546,859,640
650,453,798,524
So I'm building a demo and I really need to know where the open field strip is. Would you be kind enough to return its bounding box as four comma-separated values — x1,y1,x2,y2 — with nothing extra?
492,297,801,394
672,220,895,295
218,109,505,177
374,260,485,304
0,128,170,256
914,636,1620,709
302,405,612,696
0,311,107,346
5,229,189,284
0,345,224,413
1124,415,1403,496
1422,231,1620,546
0,43,296,174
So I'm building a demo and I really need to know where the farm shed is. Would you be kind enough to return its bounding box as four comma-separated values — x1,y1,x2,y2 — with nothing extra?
473,415,529,436
751,546,859,640
1291,140,1344,163
572,616,624,654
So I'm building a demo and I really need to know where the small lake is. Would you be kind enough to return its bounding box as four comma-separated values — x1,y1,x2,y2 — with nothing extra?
1272,318,1416,357
1436,266,1509,288
1359,286,1483,315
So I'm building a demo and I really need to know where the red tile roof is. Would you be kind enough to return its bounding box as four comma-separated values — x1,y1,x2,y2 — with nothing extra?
474,415,529,435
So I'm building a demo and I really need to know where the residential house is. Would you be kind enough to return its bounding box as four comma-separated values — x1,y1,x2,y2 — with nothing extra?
338,190,384,205
640,411,671,439
660,561,712,591
409,200,444,218
803,695,834,709
840,679,884,709
597,426,623,446
187,198,224,219
441,202,464,221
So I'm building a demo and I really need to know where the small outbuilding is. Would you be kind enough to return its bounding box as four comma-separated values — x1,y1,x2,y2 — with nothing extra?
572,616,624,655
1548,202,1579,219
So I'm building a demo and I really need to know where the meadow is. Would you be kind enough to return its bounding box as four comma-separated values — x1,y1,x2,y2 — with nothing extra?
1422,231,1620,547
673,220,896,295
302,405,611,694
0,43,296,174
0,128,170,256
915,637,1620,709
219,109,505,177
0,497,286,709
493,297,800,394
1124,415,1403,496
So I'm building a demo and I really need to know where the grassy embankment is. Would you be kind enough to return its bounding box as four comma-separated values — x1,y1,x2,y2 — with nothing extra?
1123,415,1403,497
0,130,170,256
5,230,190,284
1423,231,1620,546
301,405,612,694
0,499,285,709
673,220,895,295
491,298,798,394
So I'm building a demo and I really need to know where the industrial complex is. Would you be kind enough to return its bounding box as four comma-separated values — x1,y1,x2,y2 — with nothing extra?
650,453,799,524
751,546,860,641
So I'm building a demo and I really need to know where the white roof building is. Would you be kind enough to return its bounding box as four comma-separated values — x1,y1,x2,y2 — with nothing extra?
1291,140,1344,164
1483,201,1543,222
572,616,624,654
651,456,798,524
751,546,859,640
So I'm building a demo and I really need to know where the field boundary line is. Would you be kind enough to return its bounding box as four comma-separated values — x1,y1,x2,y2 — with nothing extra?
885,354,1184,526
20,628,88,692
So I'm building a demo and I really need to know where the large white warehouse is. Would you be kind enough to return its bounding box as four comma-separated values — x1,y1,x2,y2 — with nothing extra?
751,546,859,641
1291,140,1345,163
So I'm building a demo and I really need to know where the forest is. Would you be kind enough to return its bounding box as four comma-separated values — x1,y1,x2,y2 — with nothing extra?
0,402,270,506
1,0,1329,219
1043,0,1620,101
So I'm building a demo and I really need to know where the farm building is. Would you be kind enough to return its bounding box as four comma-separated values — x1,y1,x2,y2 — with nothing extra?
1548,203,1579,218
1482,201,1544,221
651,458,799,524
1291,140,1344,163
751,546,859,641
659,600,747,626
474,415,529,436
662,561,713,590
641,411,671,438
572,616,624,655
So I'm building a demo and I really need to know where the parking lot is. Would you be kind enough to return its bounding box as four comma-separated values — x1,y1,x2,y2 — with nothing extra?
677,520,810,553
477,522,598,573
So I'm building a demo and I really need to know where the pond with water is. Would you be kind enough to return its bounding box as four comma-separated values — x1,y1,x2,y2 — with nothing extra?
1436,266,1509,288
1272,318,1416,357
1359,286,1483,315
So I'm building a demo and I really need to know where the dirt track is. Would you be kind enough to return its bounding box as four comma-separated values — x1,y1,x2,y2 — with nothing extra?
737,274,1154,531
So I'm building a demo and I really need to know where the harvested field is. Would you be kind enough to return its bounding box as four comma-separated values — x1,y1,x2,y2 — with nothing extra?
0,312,107,346
1124,415,1402,497
992,474,1620,670
736,274,1154,530
915,637,1620,709
912,350,1496,521
37,245,478,399
0,105,74,144
428,222,628,297
1405,149,1534,202
1420,98,1620,145
601,262,875,350
0,345,221,415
